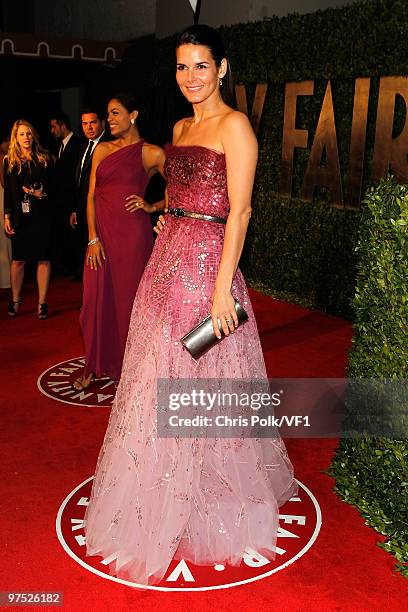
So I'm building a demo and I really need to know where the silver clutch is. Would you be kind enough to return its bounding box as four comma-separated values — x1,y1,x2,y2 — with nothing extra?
180,300,248,360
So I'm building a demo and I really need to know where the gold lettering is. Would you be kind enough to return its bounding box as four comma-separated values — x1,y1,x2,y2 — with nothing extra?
347,78,371,208
372,76,408,184
279,80,314,197
301,81,343,207
235,83,268,135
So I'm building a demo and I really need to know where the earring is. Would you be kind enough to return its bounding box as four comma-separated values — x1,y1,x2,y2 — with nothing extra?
219,78,223,86
131,118,135,125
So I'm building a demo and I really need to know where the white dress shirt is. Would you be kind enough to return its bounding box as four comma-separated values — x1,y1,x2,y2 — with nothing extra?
58,131,74,157
79,130,105,172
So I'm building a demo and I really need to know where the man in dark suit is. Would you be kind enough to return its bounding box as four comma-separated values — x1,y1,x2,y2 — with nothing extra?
70,108,110,280
50,111,81,275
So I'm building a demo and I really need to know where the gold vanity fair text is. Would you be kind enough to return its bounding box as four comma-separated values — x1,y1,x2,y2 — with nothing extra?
236,76,408,208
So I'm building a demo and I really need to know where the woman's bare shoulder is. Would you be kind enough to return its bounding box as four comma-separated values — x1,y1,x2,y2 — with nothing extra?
220,109,252,131
94,140,116,153
142,142,166,167
221,109,256,147
172,117,193,142
142,142,164,155
92,140,118,164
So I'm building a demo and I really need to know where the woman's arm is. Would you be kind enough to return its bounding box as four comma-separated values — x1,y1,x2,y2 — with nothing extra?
211,111,258,338
126,144,166,214
85,144,108,270
3,158,17,235
125,195,165,215
153,189,169,234
143,144,166,178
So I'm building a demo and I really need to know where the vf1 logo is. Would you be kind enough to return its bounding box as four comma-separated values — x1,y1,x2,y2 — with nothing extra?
37,357,115,407
56,477,321,591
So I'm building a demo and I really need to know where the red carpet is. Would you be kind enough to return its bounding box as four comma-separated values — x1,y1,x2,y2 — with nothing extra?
1,279,407,610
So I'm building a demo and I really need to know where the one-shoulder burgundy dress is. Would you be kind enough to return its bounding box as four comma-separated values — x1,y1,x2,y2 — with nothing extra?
80,141,153,382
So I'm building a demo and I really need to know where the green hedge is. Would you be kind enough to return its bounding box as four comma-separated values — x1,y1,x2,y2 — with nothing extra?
240,193,360,318
220,0,408,82
329,175,408,577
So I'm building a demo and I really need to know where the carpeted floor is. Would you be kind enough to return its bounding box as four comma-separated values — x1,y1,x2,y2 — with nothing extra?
0,278,406,611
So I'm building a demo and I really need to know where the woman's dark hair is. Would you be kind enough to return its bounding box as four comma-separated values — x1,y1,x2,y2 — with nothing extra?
110,92,141,115
109,92,149,136
176,24,233,104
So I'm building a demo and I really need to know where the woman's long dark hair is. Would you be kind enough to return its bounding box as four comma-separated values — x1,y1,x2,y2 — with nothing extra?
176,25,234,105
110,92,147,135
111,92,140,115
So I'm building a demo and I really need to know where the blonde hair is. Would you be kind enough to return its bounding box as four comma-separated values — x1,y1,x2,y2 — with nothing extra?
7,119,49,174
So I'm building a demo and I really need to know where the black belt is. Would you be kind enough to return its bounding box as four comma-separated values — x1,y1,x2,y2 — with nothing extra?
167,207,227,224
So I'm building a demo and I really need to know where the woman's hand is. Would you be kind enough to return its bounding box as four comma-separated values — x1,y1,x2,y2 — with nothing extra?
23,185,44,199
153,214,166,235
4,217,14,235
125,194,156,214
86,240,106,270
211,287,238,339
153,189,168,234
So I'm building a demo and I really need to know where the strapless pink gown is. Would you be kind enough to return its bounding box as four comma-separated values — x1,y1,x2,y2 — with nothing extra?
84,144,296,585
80,141,152,382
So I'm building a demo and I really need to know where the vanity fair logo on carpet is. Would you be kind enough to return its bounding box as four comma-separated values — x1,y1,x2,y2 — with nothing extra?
56,477,321,591
37,357,114,407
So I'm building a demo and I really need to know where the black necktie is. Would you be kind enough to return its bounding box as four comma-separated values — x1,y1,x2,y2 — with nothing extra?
80,140,94,181
83,140,94,166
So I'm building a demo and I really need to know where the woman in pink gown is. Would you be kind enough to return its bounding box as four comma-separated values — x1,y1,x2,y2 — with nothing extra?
84,26,296,585
75,94,165,388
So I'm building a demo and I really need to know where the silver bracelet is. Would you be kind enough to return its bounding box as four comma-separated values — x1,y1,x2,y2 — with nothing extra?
88,236,100,246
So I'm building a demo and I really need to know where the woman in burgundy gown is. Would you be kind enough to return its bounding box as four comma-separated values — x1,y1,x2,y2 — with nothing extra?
84,27,296,585
75,94,165,389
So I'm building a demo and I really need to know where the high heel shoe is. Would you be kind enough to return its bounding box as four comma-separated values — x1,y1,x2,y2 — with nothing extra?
73,372,95,391
38,303,48,319
7,299,21,317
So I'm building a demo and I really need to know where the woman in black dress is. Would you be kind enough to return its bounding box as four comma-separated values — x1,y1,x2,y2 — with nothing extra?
3,119,54,319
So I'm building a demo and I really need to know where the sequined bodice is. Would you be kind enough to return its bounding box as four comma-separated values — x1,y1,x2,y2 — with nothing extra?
164,144,229,217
